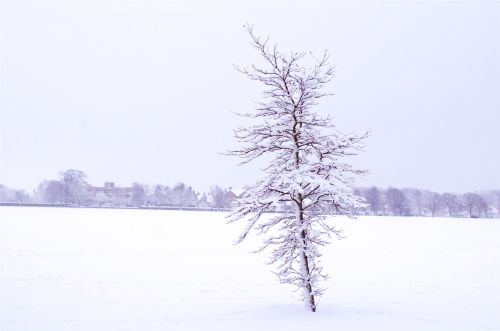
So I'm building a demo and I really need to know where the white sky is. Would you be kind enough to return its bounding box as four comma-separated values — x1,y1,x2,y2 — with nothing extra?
0,0,499,193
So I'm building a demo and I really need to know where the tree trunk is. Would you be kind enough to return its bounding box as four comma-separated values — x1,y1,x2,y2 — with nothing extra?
297,200,316,312
300,231,316,312
293,114,315,312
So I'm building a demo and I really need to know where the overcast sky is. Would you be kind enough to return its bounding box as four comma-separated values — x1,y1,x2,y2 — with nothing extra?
1,0,499,193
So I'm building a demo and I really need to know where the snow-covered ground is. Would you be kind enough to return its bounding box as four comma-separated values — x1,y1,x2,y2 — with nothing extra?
1,207,499,331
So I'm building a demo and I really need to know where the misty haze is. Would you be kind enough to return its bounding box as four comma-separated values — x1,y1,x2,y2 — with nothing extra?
1,1,499,330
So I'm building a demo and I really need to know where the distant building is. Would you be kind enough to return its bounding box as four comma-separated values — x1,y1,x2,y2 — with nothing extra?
87,182,135,205
226,187,246,207
229,188,246,198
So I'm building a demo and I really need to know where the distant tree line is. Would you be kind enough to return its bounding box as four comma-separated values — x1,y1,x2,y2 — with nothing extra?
1,170,499,218
353,186,500,218
0,169,236,210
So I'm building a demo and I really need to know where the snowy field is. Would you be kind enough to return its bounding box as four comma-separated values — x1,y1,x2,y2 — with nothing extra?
1,207,499,331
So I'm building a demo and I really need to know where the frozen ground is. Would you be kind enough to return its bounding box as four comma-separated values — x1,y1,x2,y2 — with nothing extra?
1,207,499,331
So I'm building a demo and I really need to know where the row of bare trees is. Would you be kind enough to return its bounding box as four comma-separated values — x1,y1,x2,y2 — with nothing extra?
127,182,199,208
2,176,498,217
0,185,30,205
0,170,235,209
355,186,500,218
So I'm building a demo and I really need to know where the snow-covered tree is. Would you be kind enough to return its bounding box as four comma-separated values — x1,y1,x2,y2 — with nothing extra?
43,180,65,205
210,185,230,209
228,26,367,312
441,193,460,217
170,183,198,207
363,186,382,215
423,191,442,217
385,187,409,216
0,184,16,202
94,191,110,207
404,188,423,216
151,185,168,206
60,169,89,206
130,182,147,207
477,194,490,218
463,192,481,218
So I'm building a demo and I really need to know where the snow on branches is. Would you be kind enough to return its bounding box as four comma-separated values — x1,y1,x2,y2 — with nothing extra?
228,25,367,312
